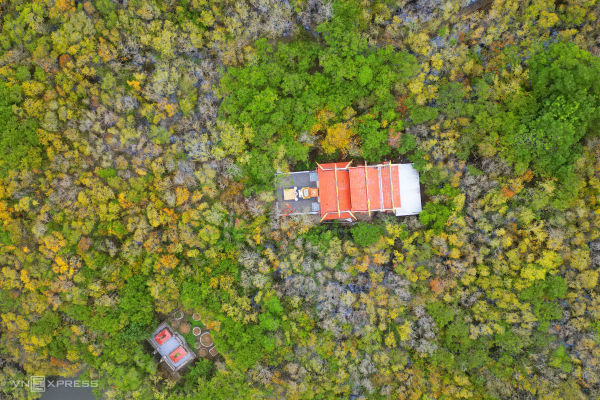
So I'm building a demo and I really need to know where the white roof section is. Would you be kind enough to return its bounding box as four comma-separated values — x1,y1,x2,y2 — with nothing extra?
395,163,422,216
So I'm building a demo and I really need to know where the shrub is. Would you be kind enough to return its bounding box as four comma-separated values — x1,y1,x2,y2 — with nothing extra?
409,105,438,125
549,345,572,373
351,222,383,247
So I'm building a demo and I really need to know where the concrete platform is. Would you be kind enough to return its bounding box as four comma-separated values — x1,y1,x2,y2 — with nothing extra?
275,171,320,216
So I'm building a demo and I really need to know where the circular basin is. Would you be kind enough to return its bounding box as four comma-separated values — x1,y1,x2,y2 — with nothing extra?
197,347,208,357
173,310,184,320
200,332,213,347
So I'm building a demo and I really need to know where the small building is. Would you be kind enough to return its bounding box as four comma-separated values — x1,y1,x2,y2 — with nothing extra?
276,162,422,221
148,322,196,373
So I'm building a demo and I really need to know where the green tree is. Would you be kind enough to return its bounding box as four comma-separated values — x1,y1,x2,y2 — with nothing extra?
427,301,455,329
500,42,600,180
0,81,42,177
119,276,154,327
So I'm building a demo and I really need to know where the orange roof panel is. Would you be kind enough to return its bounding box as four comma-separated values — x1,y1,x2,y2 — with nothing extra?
348,165,400,213
348,167,368,211
317,163,352,219
155,328,172,345
316,162,403,220
169,346,187,363
367,167,382,211
379,164,401,210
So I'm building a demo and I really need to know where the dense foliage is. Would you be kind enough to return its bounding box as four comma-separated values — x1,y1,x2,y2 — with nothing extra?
1,0,600,399
0,81,41,177
502,42,600,181
474,42,600,185
218,1,419,190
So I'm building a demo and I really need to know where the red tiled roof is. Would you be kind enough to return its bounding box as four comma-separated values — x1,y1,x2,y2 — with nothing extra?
169,346,187,363
348,164,401,212
317,162,353,220
155,328,172,345
317,162,402,220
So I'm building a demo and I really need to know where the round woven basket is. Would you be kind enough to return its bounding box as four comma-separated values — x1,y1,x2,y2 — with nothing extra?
173,310,184,320
197,347,208,357
200,332,213,347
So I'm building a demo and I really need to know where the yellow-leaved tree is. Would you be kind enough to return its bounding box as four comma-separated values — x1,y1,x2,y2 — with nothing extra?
321,122,354,155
